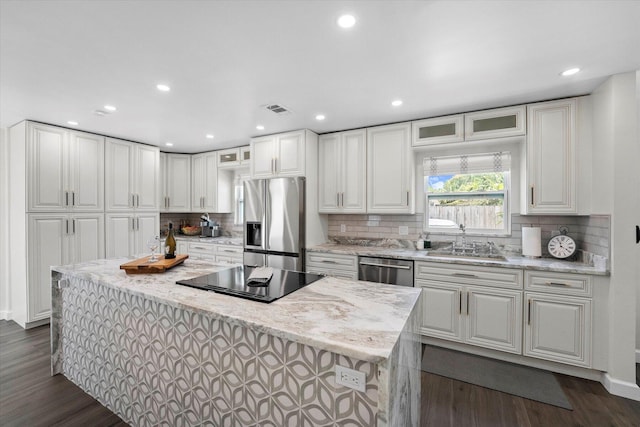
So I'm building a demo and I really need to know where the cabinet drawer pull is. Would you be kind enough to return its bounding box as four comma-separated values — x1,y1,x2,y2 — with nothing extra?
341,192,344,207
527,300,531,325
337,193,340,206
545,282,569,287
274,158,277,172
406,191,410,206
452,272,478,278
220,249,237,253
459,292,462,315
466,292,470,315
72,219,75,234
358,261,411,270
65,191,69,206
72,191,75,206
66,219,69,234
320,259,337,264
530,186,534,206
192,246,208,250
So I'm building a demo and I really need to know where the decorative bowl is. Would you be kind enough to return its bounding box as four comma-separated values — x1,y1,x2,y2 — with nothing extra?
181,226,201,236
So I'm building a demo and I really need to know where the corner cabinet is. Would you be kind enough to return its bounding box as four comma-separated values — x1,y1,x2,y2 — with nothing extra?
250,130,306,178
105,138,160,212
367,123,414,214
26,123,104,212
160,153,191,212
523,98,589,215
318,130,366,213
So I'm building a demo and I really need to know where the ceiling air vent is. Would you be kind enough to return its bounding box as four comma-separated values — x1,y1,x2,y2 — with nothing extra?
265,104,292,115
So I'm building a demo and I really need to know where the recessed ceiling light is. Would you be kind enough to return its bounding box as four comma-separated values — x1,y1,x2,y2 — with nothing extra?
157,84,171,92
337,14,356,28
104,105,117,111
315,114,326,121
256,125,265,130
561,68,580,76
206,134,215,139
165,142,173,147
391,99,403,107
67,121,78,126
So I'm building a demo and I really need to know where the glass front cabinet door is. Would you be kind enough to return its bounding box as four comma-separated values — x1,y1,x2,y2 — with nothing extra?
412,114,464,147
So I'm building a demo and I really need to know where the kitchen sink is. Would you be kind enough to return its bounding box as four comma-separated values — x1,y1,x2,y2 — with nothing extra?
427,252,507,262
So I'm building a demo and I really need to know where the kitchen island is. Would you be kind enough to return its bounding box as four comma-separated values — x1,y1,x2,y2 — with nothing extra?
50,258,422,426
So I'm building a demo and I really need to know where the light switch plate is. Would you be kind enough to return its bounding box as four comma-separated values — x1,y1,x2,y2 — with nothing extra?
399,226,409,235
340,224,346,233
335,365,366,392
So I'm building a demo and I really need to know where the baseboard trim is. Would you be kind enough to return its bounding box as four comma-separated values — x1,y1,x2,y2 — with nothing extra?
602,373,640,401
0,310,11,320
636,349,640,364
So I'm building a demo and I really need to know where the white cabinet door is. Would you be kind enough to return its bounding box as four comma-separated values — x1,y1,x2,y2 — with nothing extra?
68,131,104,211
69,214,105,263
159,153,168,211
191,154,205,210
28,214,68,322
341,130,367,213
135,213,159,256
105,139,135,211
525,292,592,367
27,123,68,212
464,106,526,141
251,136,276,178
412,114,464,146
525,99,577,214
135,144,160,211
318,134,341,212
466,287,522,354
417,281,463,342
367,123,413,213
165,154,191,212
203,153,219,211
217,148,241,168
240,146,251,166
105,213,135,258
276,131,305,177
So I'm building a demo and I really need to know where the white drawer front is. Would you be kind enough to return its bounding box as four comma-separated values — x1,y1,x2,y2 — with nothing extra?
415,262,523,290
307,252,358,272
525,271,592,297
214,245,243,255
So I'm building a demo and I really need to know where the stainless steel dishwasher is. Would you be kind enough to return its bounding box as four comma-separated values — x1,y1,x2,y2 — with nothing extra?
358,256,414,286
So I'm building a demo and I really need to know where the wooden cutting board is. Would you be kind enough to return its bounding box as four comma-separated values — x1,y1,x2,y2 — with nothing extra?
120,254,189,274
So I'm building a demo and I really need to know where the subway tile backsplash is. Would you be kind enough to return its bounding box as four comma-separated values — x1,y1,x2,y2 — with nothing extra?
327,213,610,261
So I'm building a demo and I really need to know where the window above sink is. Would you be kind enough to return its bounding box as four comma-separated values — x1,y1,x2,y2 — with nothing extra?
424,152,511,236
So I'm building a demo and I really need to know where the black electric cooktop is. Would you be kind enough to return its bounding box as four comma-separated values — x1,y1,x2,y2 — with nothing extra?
175,266,323,303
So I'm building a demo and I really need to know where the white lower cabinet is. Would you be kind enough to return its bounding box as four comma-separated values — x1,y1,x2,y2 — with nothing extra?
178,240,243,264
524,271,593,367
27,213,104,323
306,252,358,280
105,213,159,258
416,262,523,354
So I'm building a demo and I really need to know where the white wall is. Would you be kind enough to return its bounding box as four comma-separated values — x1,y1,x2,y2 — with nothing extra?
0,128,10,319
592,71,640,398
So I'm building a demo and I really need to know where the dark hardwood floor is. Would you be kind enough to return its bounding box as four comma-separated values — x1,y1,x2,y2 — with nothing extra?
1,319,640,427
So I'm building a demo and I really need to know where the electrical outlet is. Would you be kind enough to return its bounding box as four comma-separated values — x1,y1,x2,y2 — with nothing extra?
399,226,409,235
335,365,366,392
340,224,346,233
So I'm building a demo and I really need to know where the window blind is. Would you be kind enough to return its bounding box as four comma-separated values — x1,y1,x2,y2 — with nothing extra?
424,152,511,176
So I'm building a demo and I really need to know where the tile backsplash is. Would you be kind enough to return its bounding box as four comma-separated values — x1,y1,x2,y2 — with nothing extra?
327,213,610,261
159,213,243,237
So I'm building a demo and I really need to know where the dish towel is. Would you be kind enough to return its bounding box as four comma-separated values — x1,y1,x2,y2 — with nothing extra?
246,267,273,286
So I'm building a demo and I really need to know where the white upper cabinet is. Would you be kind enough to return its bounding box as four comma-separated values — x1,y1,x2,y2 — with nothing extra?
250,130,305,178
192,151,232,213
464,105,526,141
367,123,414,214
217,147,241,169
105,138,159,212
318,130,366,213
523,98,581,214
240,146,251,166
412,114,464,147
27,123,104,212
160,153,191,212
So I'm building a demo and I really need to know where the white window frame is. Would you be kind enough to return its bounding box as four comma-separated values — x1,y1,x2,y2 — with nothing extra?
424,152,511,236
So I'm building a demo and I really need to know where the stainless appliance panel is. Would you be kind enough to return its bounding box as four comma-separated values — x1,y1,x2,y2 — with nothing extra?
266,177,304,254
244,179,265,250
358,257,414,286
243,251,266,267
267,254,301,271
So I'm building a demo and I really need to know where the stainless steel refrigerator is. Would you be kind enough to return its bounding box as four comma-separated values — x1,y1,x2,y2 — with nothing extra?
243,177,305,272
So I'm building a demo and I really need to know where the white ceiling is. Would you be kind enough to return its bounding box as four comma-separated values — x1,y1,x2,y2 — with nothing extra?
1,0,639,153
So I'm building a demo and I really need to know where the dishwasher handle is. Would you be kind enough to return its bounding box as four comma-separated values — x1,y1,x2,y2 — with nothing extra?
358,261,412,270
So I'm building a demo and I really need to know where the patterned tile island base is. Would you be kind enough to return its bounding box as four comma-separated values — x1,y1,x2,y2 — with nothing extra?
51,259,422,426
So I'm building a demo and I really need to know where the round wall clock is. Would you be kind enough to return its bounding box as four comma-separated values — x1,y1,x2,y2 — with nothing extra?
547,231,577,259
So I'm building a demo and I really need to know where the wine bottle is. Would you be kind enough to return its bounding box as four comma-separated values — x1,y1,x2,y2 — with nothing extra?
165,222,176,259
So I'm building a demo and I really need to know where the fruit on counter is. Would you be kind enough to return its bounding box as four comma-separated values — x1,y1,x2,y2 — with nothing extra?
181,226,201,236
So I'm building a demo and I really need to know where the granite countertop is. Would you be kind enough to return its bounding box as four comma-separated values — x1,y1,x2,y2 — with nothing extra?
53,258,421,363
308,243,610,276
175,235,242,246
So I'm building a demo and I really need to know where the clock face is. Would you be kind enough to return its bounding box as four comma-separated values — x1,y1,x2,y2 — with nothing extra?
548,235,577,259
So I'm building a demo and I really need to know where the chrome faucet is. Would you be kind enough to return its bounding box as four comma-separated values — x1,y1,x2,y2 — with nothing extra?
459,224,467,251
